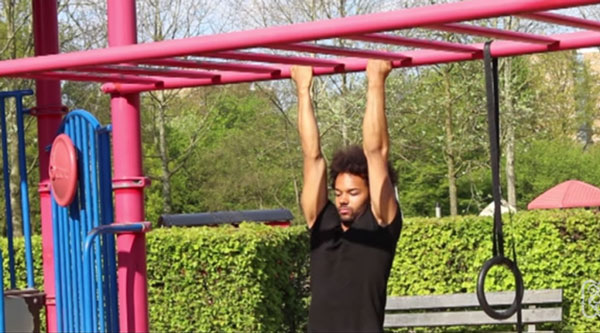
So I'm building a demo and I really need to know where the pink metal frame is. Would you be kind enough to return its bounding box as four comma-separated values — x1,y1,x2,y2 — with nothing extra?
428,23,558,44
5,0,600,96
32,1,62,332
107,1,150,332
12,0,600,331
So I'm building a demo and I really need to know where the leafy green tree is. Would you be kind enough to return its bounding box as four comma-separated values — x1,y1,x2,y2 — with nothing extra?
516,138,600,208
528,51,579,141
573,53,600,148
0,0,39,235
143,85,304,224
388,62,488,217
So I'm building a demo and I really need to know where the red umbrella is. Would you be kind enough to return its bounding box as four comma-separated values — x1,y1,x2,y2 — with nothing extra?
527,180,600,210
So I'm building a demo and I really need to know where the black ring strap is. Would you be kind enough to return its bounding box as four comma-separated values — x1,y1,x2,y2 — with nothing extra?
476,41,524,325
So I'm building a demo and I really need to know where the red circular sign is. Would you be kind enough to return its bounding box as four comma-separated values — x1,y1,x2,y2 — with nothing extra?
49,134,78,207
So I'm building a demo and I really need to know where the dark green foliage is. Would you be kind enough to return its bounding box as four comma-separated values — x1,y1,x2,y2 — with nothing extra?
142,86,303,226
516,139,600,209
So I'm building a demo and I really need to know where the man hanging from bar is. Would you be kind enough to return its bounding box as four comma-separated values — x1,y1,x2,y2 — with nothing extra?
291,59,402,332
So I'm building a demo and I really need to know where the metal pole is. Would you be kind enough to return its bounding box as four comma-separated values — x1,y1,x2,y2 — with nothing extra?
1,0,599,76
0,98,16,290
0,250,4,333
14,96,34,288
32,0,63,330
98,126,119,333
107,0,150,331
50,199,62,332
97,29,600,93
83,222,150,332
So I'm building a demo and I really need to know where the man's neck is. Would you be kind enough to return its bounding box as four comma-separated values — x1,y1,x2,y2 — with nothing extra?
341,220,353,232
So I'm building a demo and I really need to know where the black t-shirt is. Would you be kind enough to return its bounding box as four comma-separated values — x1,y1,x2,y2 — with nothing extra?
308,200,403,332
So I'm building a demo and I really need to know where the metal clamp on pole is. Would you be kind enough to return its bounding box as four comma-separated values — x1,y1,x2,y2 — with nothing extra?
476,41,524,324
112,176,151,189
27,105,68,117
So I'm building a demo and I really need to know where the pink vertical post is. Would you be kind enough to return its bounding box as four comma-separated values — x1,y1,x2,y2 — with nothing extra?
107,0,150,331
32,1,63,331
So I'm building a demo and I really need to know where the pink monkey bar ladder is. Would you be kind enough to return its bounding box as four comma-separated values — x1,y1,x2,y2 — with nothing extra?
5,0,600,331
2,0,600,94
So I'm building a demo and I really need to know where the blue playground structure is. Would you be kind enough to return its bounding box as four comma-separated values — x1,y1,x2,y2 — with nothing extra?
0,90,44,331
0,91,148,332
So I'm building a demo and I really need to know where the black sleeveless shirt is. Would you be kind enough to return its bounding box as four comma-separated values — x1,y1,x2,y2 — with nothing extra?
308,200,403,332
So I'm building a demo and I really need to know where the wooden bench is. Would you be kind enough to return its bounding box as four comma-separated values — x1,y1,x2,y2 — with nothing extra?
384,289,563,331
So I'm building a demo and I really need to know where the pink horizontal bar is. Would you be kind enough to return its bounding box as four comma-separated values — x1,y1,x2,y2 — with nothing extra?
518,11,600,32
347,33,481,53
429,23,558,44
1,0,597,76
203,51,344,67
141,58,279,73
270,43,410,60
77,65,218,79
102,29,600,94
24,71,163,84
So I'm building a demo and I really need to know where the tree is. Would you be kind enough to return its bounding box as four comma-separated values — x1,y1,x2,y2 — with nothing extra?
383,62,489,217
59,0,220,219
516,138,600,208
143,85,304,224
0,0,37,236
573,53,600,148
493,16,548,209
139,0,220,216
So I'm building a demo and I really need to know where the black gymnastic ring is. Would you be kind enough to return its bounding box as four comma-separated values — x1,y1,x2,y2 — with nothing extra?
476,255,524,320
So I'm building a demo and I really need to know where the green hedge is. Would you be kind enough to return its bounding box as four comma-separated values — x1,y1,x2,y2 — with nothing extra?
1,209,599,332
146,224,309,332
0,236,44,290
0,235,45,332
389,209,600,332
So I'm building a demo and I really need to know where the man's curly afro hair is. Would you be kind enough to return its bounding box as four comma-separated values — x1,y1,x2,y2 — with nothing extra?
329,145,397,190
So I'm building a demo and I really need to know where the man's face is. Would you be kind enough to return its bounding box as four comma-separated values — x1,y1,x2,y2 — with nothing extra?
334,172,370,223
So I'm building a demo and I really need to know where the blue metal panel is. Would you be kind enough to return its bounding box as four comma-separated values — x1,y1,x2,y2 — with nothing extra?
14,96,34,288
51,110,118,332
72,116,84,330
67,195,77,331
0,98,15,290
0,250,5,333
51,199,63,332
0,90,34,290
88,126,105,333
98,126,119,333
83,223,150,332
60,205,71,331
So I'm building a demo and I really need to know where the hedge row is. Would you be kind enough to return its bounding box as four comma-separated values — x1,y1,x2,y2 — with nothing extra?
1,209,599,332
146,224,309,332
388,209,600,332
0,225,310,332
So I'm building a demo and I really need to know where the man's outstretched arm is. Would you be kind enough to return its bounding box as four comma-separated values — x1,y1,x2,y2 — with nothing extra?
291,66,328,229
363,59,398,226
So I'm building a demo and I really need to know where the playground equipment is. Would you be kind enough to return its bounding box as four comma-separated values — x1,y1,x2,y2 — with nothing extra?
477,41,523,325
0,91,45,331
160,209,294,227
2,0,600,331
49,110,118,332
